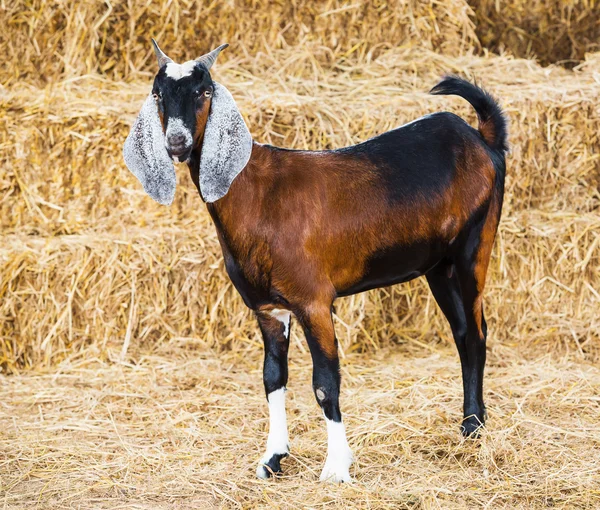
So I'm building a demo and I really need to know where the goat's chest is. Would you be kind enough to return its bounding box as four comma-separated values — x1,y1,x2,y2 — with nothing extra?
216,230,274,309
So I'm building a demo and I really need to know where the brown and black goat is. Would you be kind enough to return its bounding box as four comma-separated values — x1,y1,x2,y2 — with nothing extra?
123,41,508,483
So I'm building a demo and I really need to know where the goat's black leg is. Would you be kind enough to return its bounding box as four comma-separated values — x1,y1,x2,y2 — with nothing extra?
299,304,352,482
451,209,498,437
454,262,488,437
256,310,291,479
426,263,485,436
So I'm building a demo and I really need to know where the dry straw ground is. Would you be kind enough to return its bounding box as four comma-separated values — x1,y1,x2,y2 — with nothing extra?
1,0,599,508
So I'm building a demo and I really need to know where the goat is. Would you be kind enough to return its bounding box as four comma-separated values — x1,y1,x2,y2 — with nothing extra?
123,41,508,483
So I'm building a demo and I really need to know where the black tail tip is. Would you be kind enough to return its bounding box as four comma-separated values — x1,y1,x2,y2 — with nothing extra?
429,75,477,96
429,75,508,153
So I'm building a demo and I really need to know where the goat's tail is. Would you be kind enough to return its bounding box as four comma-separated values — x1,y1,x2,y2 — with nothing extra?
430,76,508,153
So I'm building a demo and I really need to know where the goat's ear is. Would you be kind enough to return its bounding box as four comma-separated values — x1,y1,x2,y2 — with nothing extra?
123,94,176,205
199,82,252,202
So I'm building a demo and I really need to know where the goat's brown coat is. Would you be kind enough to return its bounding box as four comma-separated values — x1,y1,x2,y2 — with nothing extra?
204,137,499,359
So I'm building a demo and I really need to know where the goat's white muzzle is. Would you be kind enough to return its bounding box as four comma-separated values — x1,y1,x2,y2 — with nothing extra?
165,118,193,163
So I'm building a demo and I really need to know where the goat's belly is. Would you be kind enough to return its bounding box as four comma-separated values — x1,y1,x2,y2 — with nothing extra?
335,241,442,297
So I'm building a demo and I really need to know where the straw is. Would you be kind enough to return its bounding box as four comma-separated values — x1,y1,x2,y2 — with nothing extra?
1,2,599,507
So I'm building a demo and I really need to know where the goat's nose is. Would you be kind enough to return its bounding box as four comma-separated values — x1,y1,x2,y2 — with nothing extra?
167,133,186,147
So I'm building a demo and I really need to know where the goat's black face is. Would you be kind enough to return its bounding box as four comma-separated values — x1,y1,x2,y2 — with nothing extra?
152,62,214,163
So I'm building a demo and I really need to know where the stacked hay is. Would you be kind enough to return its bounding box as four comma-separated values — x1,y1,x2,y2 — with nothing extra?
1,1,599,372
469,0,600,66
0,0,477,85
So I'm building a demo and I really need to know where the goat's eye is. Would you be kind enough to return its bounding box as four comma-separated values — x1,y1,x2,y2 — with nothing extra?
204,89,212,98
153,92,161,101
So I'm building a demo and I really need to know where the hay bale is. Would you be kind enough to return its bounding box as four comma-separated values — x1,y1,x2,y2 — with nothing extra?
468,0,600,67
0,205,600,371
1,51,598,233
1,49,599,371
0,0,477,85
2,208,598,372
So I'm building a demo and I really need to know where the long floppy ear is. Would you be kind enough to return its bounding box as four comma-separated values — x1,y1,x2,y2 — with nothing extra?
123,95,176,205
199,82,253,202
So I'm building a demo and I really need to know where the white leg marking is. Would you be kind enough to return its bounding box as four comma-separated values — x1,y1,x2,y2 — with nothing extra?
269,308,291,338
256,387,289,479
320,417,353,483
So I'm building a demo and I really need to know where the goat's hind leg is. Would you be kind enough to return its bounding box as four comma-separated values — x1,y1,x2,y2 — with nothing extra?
453,202,499,437
256,309,291,479
426,262,485,436
452,257,489,437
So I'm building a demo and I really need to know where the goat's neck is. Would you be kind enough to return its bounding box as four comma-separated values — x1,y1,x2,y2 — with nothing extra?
190,141,273,239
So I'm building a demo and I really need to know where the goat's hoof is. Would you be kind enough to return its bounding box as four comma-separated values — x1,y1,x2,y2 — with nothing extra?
319,450,353,483
461,415,485,438
256,452,287,479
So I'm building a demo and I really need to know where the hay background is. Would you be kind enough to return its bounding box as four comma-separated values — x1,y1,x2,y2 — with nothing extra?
1,0,599,508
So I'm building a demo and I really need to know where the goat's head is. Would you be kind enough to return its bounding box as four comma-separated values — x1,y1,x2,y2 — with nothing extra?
123,40,253,205
151,40,225,163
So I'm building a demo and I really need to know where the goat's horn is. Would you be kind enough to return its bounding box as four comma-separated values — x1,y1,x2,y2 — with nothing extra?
195,43,229,71
152,39,173,68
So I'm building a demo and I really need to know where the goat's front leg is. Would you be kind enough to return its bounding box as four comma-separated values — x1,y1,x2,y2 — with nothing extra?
256,309,291,479
300,304,353,482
